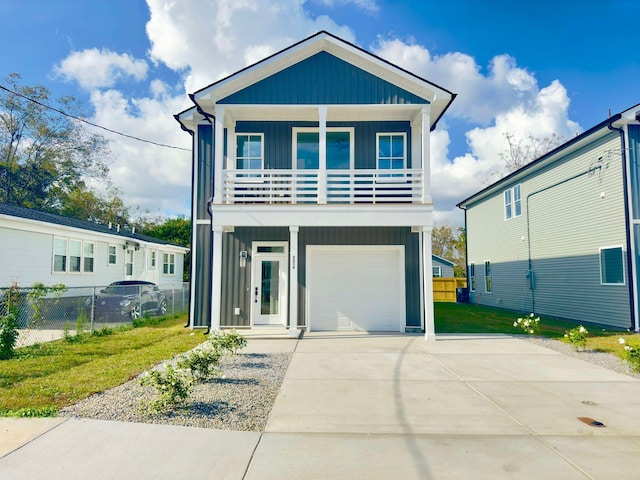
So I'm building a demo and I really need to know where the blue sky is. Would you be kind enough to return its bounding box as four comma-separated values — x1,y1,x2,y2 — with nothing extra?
1,0,639,223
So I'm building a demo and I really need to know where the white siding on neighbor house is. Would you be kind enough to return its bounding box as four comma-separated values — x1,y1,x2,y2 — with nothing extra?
466,132,631,328
0,221,185,289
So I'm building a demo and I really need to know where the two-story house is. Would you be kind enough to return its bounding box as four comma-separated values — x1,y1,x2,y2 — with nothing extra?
458,104,640,331
175,31,455,339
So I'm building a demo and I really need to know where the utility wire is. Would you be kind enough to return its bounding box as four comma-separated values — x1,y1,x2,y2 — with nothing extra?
0,84,190,152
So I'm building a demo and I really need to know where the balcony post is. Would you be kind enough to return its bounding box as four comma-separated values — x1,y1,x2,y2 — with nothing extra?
421,106,431,204
318,106,327,204
213,106,225,204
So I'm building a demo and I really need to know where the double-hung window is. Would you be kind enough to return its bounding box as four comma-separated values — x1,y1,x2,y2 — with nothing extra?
432,266,442,278
484,260,492,293
377,133,406,176
108,245,117,265
53,238,95,274
83,242,94,273
469,262,476,292
236,134,263,176
163,253,175,275
53,238,68,273
504,184,522,219
600,246,625,285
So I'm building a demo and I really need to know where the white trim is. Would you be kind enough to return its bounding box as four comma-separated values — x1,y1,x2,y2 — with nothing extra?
422,227,435,341
305,245,405,333
52,237,96,275
289,227,299,336
504,184,522,220
376,132,407,172
107,244,118,267
235,132,264,170
432,266,442,278
599,245,626,286
623,124,639,331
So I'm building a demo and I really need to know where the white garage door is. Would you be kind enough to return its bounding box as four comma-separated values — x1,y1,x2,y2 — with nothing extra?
307,246,405,331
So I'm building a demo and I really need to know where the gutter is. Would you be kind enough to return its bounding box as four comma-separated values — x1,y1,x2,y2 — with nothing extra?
607,121,637,332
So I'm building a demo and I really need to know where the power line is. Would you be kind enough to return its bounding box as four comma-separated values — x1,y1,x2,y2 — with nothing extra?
0,84,190,152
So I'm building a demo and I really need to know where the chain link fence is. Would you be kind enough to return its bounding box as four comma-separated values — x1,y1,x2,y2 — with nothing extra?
0,283,190,348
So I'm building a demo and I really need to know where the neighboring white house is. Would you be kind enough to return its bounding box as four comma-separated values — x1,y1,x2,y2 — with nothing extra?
175,31,456,339
0,203,188,289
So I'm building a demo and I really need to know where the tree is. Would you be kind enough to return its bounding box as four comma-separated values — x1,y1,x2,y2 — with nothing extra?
499,132,565,173
138,217,191,282
432,225,466,277
0,73,110,213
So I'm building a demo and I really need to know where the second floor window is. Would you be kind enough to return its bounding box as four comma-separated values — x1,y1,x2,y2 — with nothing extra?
377,133,406,174
236,134,263,171
504,184,522,220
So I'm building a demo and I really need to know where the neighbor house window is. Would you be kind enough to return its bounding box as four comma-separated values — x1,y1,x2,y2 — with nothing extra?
53,238,95,274
163,253,175,275
484,260,492,293
83,242,95,273
53,238,67,272
600,246,625,285
125,249,134,276
504,184,522,220
149,250,157,269
377,133,406,175
236,134,263,171
108,245,117,265
469,262,476,292
432,266,442,278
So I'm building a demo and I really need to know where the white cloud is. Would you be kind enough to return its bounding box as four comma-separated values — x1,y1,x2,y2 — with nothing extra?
54,48,148,90
311,0,379,13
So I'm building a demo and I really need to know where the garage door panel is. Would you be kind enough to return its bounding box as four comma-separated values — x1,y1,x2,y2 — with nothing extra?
307,247,405,332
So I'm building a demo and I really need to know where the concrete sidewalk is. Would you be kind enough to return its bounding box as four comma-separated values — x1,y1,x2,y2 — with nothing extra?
2,333,640,479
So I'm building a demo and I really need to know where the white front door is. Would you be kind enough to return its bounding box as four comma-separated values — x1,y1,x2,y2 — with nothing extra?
251,242,288,326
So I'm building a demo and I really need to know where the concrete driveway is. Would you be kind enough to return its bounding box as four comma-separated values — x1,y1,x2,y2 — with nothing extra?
2,333,640,479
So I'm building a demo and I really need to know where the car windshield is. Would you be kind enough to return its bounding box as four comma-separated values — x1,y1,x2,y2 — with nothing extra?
102,284,140,295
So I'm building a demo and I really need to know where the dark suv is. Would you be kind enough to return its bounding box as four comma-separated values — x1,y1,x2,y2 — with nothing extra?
89,281,167,321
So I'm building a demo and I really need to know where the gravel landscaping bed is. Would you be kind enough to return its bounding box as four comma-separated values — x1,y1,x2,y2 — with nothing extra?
523,336,640,379
60,351,292,431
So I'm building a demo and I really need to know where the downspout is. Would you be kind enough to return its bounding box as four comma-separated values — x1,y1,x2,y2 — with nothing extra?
607,121,637,331
174,114,195,328
525,161,604,314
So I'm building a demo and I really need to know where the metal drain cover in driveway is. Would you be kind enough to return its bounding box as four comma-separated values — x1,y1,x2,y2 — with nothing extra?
578,417,606,427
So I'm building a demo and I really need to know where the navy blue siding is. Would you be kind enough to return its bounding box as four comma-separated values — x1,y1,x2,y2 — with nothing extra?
236,121,412,169
219,52,430,105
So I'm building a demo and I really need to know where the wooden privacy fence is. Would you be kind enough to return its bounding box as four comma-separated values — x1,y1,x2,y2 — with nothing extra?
433,278,467,302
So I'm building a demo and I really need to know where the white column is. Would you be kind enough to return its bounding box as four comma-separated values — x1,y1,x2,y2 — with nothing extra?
318,106,327,204
213,107,225,204
411,120,422,169
289,226,299,337
422,226,436,341
211,225,224,333
421,106,432,204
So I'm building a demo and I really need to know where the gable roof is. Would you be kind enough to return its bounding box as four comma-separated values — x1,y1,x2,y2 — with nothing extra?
186,31,455,131
432,254,455,267
457,102,640,209
0,203,187,250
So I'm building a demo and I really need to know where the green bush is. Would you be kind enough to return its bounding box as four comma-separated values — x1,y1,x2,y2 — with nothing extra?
209,330,248,355
0,284,21,359
564,325,589,350
177,346,221,379
619,338,640,372
140,365,192,413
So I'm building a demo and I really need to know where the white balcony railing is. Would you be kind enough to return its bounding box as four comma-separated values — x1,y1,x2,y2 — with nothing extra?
222,169,424,205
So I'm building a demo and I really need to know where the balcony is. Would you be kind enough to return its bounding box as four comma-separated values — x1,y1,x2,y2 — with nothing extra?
222,169,425,205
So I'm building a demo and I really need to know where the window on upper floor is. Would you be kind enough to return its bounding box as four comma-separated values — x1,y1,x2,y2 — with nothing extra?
432,266,442,278
53,238,95,274
504,184,522,220
377,133,406,176
293,128,353,170
600,246,625,285
469,262,476,292
236,134,263,171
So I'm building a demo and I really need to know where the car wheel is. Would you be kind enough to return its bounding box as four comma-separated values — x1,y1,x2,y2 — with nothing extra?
158,299,167,316
130,304,141,320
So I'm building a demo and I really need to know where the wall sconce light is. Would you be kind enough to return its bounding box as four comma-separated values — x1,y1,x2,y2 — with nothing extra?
239,250,248,268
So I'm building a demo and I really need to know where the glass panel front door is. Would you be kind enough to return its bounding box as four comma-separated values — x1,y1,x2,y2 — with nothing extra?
252,243,287,326
260,260,280,315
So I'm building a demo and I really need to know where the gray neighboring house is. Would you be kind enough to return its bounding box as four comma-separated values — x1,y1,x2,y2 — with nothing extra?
175,31,456,339
0,203,188,289
432,254,454,278
458,104,640,331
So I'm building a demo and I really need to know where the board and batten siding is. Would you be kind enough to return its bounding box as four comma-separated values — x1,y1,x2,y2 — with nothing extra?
466,131,631,328
219,51,430,106
219,226,420,328
235,120,412,170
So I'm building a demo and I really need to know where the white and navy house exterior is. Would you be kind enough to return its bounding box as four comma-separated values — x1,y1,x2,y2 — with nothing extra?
176,31,456,339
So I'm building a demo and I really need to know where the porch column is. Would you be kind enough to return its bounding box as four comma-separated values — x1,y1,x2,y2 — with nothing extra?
411,119,422,169
211,225,224,333
422,226,436,341
289,226,299,337
421,106,432,204
213,106,225,204
318,106,327,204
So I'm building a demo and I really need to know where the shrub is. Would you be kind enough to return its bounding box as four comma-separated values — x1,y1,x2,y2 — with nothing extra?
0,284,21,359
177,346,221,379
513,313,541,335
140,365,192,413
619,338,640,372
209,330,247,355
564,325,589,350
